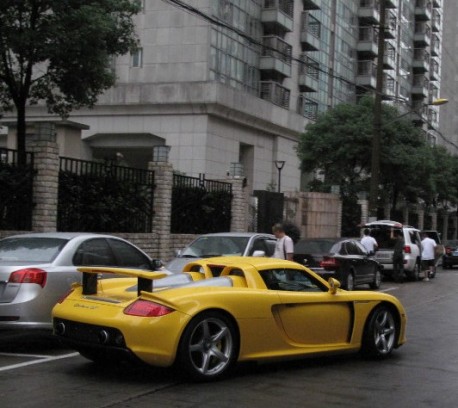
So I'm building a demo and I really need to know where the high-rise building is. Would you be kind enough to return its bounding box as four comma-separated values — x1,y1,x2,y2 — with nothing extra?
2,0,444,192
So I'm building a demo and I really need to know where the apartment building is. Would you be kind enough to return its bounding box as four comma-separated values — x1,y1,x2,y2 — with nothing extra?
1,0,445,192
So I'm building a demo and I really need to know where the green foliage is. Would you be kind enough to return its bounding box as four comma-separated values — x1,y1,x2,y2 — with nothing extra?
297,96,458,213
0,0,141,162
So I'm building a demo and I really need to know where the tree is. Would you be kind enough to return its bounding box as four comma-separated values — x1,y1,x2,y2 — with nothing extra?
297,96,455,222
0,0,140,165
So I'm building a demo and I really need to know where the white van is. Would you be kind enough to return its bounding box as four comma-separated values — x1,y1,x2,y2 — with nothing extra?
363,220,422,280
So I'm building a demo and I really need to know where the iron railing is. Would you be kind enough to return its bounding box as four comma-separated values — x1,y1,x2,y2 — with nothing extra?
58,157,154,233
172,174,232,234
0,148,35,230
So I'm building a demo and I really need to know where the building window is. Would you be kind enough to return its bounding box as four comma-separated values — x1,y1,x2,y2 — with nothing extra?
131,48,143,68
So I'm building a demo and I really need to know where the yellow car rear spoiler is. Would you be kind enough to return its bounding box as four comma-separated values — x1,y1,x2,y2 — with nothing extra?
78,267,168,296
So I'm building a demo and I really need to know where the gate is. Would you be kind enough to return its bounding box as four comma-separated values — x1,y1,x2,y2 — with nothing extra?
58,157,155,233
253,190,284,233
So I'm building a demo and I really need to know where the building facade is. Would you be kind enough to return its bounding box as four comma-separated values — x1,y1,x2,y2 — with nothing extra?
1,0,445,194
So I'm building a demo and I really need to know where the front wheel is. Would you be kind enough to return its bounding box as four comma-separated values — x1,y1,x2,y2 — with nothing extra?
177,311,238,381
361,305,397,358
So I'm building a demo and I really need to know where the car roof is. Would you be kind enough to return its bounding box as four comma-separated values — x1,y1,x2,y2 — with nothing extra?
365,220,419,231
196,232,275,238
0,232,119,240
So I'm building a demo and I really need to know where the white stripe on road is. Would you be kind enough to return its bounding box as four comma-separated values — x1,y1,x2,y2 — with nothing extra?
0,352,79,372
379,286,398,292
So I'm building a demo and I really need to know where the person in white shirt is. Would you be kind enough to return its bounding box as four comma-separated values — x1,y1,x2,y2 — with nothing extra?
421,232,437,281
272,223,294,261
361,228,378,255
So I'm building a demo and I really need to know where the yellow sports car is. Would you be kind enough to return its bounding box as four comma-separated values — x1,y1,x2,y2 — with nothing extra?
52,257,407,381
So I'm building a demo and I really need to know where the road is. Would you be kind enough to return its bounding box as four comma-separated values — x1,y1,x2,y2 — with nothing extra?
1,267,457,408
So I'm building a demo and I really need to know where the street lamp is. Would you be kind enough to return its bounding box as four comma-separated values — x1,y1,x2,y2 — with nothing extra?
274,160,285,193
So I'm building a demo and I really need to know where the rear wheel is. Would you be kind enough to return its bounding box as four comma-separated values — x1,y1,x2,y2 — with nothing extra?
369,268,382,290
177,311,238,381
362,305,397,358
409,261,420,281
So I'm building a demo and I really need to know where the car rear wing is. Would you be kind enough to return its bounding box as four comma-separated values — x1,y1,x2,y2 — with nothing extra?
78,267,168,296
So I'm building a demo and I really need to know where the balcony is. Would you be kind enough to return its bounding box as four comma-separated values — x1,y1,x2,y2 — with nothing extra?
432,0,441,8
384,44,396,69
411,101,428,124
430,34,440,56
357,26,379,57
429,84,439,102
432,9,441,32
383,74,396,99
301,12,321,51
385,0,398,8
412,48,430,72
384,10,397,39
260,81,290,109
298,56,319,92
429,59,440,80
414,22,431,47
262,0,294,33
298,95,319,120
260,36,292,78
303,0,320,10
356,60,377,89
415,0,433,21
358,0,380,24
427,108,439,129
412,74,429,97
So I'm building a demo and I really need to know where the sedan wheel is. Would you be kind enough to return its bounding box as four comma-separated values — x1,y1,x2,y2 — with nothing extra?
178,311,238,381
362,306,397,358
369,269,382,289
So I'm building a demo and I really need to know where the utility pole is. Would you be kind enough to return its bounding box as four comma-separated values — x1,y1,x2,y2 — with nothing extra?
368,0,387,219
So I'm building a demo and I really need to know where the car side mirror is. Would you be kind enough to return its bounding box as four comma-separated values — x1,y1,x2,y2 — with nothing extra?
252,250,266,257
328,278,341,294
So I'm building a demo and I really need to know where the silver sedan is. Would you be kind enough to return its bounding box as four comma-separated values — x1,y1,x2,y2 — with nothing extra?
0,232,159,330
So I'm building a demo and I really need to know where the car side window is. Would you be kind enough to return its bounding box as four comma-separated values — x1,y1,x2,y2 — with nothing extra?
108,238,152,269
261,268,325,292
73,239,116,266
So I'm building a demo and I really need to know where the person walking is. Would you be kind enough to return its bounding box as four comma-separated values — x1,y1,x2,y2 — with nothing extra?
392,230,405,283
421,232,437,281
272,223,294,261
361,228,378,255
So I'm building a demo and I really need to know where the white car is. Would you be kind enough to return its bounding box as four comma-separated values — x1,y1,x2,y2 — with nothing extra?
363,220,422,280
166,232,277,273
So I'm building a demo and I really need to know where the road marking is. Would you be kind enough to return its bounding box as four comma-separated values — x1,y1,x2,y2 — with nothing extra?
379,286,398,292
0,352,79,372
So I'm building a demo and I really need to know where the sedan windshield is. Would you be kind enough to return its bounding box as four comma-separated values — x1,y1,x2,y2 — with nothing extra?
0,238,69,263
181,236,250,257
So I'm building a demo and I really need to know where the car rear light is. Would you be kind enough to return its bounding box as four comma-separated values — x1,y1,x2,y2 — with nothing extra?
320,257,340,270
403,245,412,254
124,300,174,317
8,268,47,288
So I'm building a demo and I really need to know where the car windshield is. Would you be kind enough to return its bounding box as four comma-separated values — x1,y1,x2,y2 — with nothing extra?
0,237,69,263
295,239,336,254
181,236,250,257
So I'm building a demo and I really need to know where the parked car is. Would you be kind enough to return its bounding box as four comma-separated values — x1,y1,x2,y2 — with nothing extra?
166,232,277,273
295,238,382,290
53,256,407,381
0,232,161,330
442,239,458,269
364,220,422,281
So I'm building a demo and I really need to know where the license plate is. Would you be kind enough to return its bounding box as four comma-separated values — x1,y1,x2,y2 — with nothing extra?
376,252,391,259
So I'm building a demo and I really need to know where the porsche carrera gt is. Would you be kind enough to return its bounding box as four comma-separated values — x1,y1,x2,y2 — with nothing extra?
52,257,407,381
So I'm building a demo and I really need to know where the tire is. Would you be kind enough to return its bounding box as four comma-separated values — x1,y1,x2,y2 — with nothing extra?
410,261,420,281
177,311,238,381
369,268,382,290
345,272,355,291
361,305,397,358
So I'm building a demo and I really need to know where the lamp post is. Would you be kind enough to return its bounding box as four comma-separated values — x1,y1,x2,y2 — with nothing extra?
274,160,285,193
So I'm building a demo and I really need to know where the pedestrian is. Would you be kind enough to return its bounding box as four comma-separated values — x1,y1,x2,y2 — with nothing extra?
421,232,437,281
272,223,294,261
361,228,378,255
392,229,405,283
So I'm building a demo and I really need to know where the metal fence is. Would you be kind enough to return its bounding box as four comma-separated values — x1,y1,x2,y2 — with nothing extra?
58,157,155,233
0,148,35,230
172,173,233,234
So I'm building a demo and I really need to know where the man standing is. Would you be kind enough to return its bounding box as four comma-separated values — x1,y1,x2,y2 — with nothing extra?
361,228,378,255
392,230,405,283
272,223,294,261
421,232,437,281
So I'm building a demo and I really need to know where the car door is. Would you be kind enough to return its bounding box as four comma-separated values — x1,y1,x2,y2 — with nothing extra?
267,268,354,347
